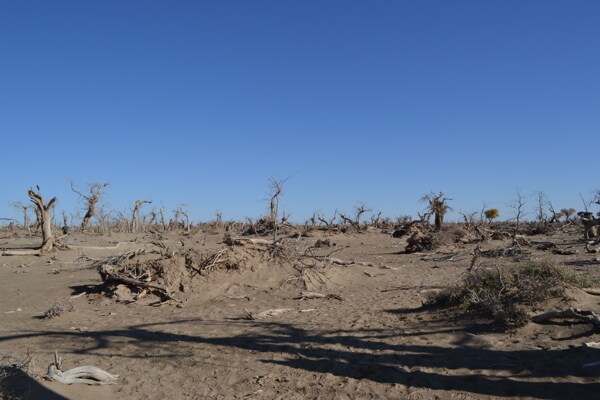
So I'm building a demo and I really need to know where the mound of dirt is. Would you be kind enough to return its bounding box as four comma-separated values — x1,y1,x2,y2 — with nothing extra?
93,240,300,303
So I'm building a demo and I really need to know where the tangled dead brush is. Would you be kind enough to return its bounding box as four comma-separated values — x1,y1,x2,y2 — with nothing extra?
92,239,300,304
405,225,472,253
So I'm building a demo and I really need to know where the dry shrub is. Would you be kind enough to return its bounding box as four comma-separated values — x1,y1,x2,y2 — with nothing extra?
405,226,469,253
42,301,74,319
426,261,596,328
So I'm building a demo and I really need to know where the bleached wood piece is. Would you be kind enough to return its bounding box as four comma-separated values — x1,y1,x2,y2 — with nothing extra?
244,307,292,320
299,291,343,301
582,288,600,296
532,308,600,328
1,249,42,256
47,365,119,385
324,257,396,269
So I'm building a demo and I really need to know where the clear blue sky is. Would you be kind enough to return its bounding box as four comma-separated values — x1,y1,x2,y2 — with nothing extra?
1,1,598,223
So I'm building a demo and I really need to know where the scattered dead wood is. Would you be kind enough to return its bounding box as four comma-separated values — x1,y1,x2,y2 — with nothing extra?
297,291,343,301
47,352,118,385
244,307,292,320
532,307,600,329
586,242,600,253
99,263,179,302
551,248,577,255
224,237,275,246
467,245,481,272
324,257,396,269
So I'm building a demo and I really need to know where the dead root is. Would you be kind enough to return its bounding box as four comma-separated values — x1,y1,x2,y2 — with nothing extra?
532,307,600,329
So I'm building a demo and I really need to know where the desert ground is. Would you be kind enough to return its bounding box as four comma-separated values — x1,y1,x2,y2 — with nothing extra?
1,223,600,400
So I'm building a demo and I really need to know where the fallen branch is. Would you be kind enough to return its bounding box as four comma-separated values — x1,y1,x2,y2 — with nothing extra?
244,307,292,320
47,352,118,385
297,291,343,301
225,237,275,246
582,288,600,296
100,264,179,302
325,257,397,269
532,307,600,328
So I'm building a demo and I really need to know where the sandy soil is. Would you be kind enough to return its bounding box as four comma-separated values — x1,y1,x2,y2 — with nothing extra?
1,227,600,400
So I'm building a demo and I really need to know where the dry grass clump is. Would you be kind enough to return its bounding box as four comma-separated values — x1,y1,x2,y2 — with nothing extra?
426,261,597,328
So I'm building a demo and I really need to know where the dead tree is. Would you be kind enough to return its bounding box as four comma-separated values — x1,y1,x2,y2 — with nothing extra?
421,192,452,231
214,211,223,229
370,211,382,228
268,177,288,240
268,177,288,222
131,200,152,233
70,181,109,231
174,204,190,232
28,187,56,253
11,202,31,235
508,188,526,243
534,191,548,226
159,205,168,231
354,203,371,228
148,209,157,226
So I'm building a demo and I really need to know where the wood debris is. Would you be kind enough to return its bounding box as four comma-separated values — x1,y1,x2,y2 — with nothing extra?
244,307,292,320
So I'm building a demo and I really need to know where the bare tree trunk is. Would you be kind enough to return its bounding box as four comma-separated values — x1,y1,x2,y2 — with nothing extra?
71,182,108,231
28,187,56,253
131,200,152,233
434,212,443,230
159,207,168,231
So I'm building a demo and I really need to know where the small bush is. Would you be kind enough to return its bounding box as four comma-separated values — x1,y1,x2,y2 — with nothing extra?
42,301,74,319
425,261,596,328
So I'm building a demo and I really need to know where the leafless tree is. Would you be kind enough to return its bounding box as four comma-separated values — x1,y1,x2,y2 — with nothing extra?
316,210,338,227
354,203,371,227
534,191,548,225
421,192,452,231
268,177,288,223
593,190,600,206
214,211,223,229
508,187,526,242
11,201,31,234
267,177,289,240
370,211,382,228
339,213,359,229
304,213,317,231
28,186,56,253
131,200,152,233
546,198,561,223
478,201,489,224
580,193,590,213
70,181,109,231
96,205,112,235
159,204,168,231
460,211,478,228
174,204,191,232
148,209,158,226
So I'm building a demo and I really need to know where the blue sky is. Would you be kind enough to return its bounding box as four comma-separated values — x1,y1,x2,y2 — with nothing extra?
1,1,598,223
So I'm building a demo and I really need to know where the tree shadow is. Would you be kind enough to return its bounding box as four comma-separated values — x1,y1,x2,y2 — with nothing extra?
1,319,599,399
1,367,69,400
